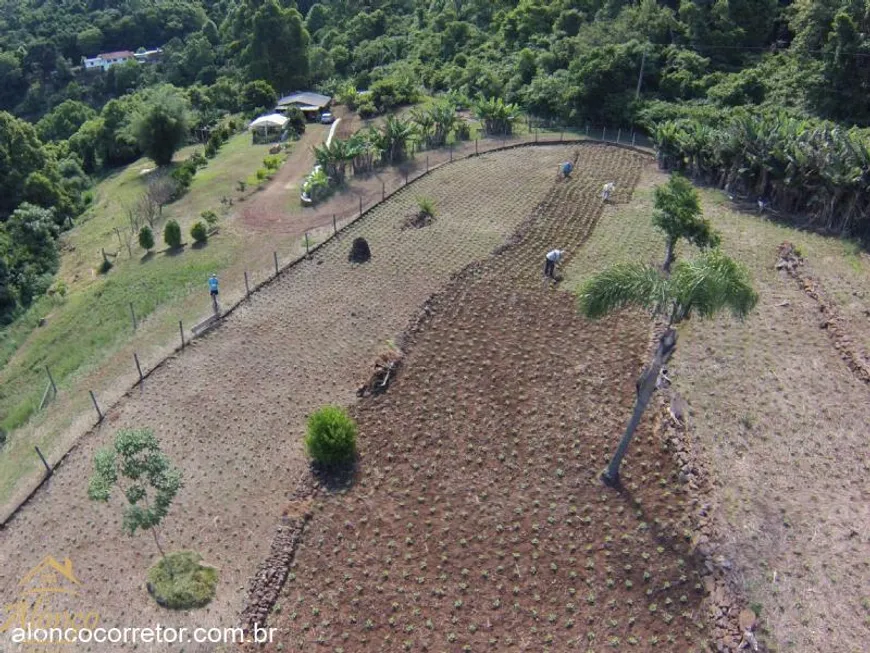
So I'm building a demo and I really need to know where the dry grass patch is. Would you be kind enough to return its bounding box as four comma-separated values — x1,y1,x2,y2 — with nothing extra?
566,163,870,653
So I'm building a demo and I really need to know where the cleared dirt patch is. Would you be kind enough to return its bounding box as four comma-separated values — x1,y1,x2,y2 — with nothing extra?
264,283,709,652
0,146,576,652
257,146,716,650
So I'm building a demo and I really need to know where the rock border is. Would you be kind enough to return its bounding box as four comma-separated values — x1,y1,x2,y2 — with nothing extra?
776,241,870,384
646,316,763,651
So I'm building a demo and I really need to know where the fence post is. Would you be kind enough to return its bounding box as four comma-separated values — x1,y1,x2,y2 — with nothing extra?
535,129,538,143
382,181,385,201
449,143,453,162
273,251,279,276
585,124,589,137
602,126,606,141
45,366,57,396
129,302,137,331
426,155,429,172
617,128,621,144
89,390,104,423
333,214,337,235
475,139,478,155
179,320,185,348
359,196,363,217
305,232,310,256
632,131,637,147
134,353,144,384
404,170,409,185
244,271,250,297
35,446,52,477
560,128,564,143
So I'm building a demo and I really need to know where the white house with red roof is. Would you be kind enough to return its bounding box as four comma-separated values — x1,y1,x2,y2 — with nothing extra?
82,48,162,71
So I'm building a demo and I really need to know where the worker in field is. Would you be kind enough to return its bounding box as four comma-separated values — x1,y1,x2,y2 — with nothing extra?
544,249,565,280
209,273,219,314
560,161,573,179
602,181,615,202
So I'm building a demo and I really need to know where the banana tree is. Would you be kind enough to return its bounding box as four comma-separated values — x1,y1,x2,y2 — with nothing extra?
430,102,458,147
379,116,416,164
313,139,353,183
410,107,435,149
347,129,380,175
578,249,758,486
473,97,520,136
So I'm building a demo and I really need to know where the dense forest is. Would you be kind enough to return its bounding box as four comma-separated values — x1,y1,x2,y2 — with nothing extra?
1,0,870,323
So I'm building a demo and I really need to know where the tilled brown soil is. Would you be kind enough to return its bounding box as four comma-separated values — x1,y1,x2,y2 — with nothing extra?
0,147,577,653
259,147,714,651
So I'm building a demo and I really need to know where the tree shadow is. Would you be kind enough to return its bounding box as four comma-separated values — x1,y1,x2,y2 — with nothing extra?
163,245,186,257
310,460,358,495
191,241,208,250
140,251,155,264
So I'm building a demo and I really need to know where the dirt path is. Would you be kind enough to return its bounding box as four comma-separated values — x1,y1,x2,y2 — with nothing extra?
0,146,575,652
237,124,328,233
236,107,572,240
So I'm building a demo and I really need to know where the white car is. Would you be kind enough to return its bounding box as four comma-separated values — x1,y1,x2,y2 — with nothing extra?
320,112,334,124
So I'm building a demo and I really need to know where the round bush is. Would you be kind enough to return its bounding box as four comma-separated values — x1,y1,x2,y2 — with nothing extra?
190,221,208,244
304,405,357,466
138,225,155,250
163,220,182,249
146,551,218,610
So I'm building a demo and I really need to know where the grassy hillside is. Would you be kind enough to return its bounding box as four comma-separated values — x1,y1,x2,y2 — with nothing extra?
0,132,272,434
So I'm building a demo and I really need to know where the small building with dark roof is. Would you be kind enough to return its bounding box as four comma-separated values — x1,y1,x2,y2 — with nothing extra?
276,92,332,120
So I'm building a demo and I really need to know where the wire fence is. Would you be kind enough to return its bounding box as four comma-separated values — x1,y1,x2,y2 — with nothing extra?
3,126,654,524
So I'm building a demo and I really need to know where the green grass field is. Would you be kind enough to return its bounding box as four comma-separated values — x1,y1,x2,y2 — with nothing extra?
0,132,274,435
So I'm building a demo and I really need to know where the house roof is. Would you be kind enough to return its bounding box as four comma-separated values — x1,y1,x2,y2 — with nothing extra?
249,113,289,129
99,50,135,59
277,92,331,108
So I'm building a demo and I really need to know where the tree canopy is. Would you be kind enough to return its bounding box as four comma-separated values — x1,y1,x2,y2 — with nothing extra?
0,0,869,330
132,87,190,166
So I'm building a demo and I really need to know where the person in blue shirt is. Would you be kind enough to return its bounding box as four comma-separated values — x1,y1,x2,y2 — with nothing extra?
209,274,219,310
560,161,573,179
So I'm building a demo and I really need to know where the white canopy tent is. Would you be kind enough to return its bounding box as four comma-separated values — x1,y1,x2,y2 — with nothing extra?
249,113,288,129
249,113,289,144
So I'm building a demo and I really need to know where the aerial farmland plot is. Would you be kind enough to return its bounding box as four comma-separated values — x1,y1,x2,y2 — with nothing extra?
0,144,590,651
4,140,867,653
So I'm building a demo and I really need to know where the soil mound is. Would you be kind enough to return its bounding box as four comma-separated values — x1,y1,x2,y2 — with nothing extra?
356,349,403,398
402,210,435,230
775,241,802,272
348,237,371,263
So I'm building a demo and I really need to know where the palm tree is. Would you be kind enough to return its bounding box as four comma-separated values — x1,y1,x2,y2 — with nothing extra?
578,249,758,486
653,174,720,273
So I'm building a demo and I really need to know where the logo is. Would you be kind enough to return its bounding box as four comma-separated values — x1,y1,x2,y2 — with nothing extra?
1,556,100,647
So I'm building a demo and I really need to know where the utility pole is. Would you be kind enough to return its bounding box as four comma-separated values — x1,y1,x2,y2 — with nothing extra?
635,46,647,100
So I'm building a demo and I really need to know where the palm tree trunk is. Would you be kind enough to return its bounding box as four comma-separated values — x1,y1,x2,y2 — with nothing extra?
602,328,677,487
